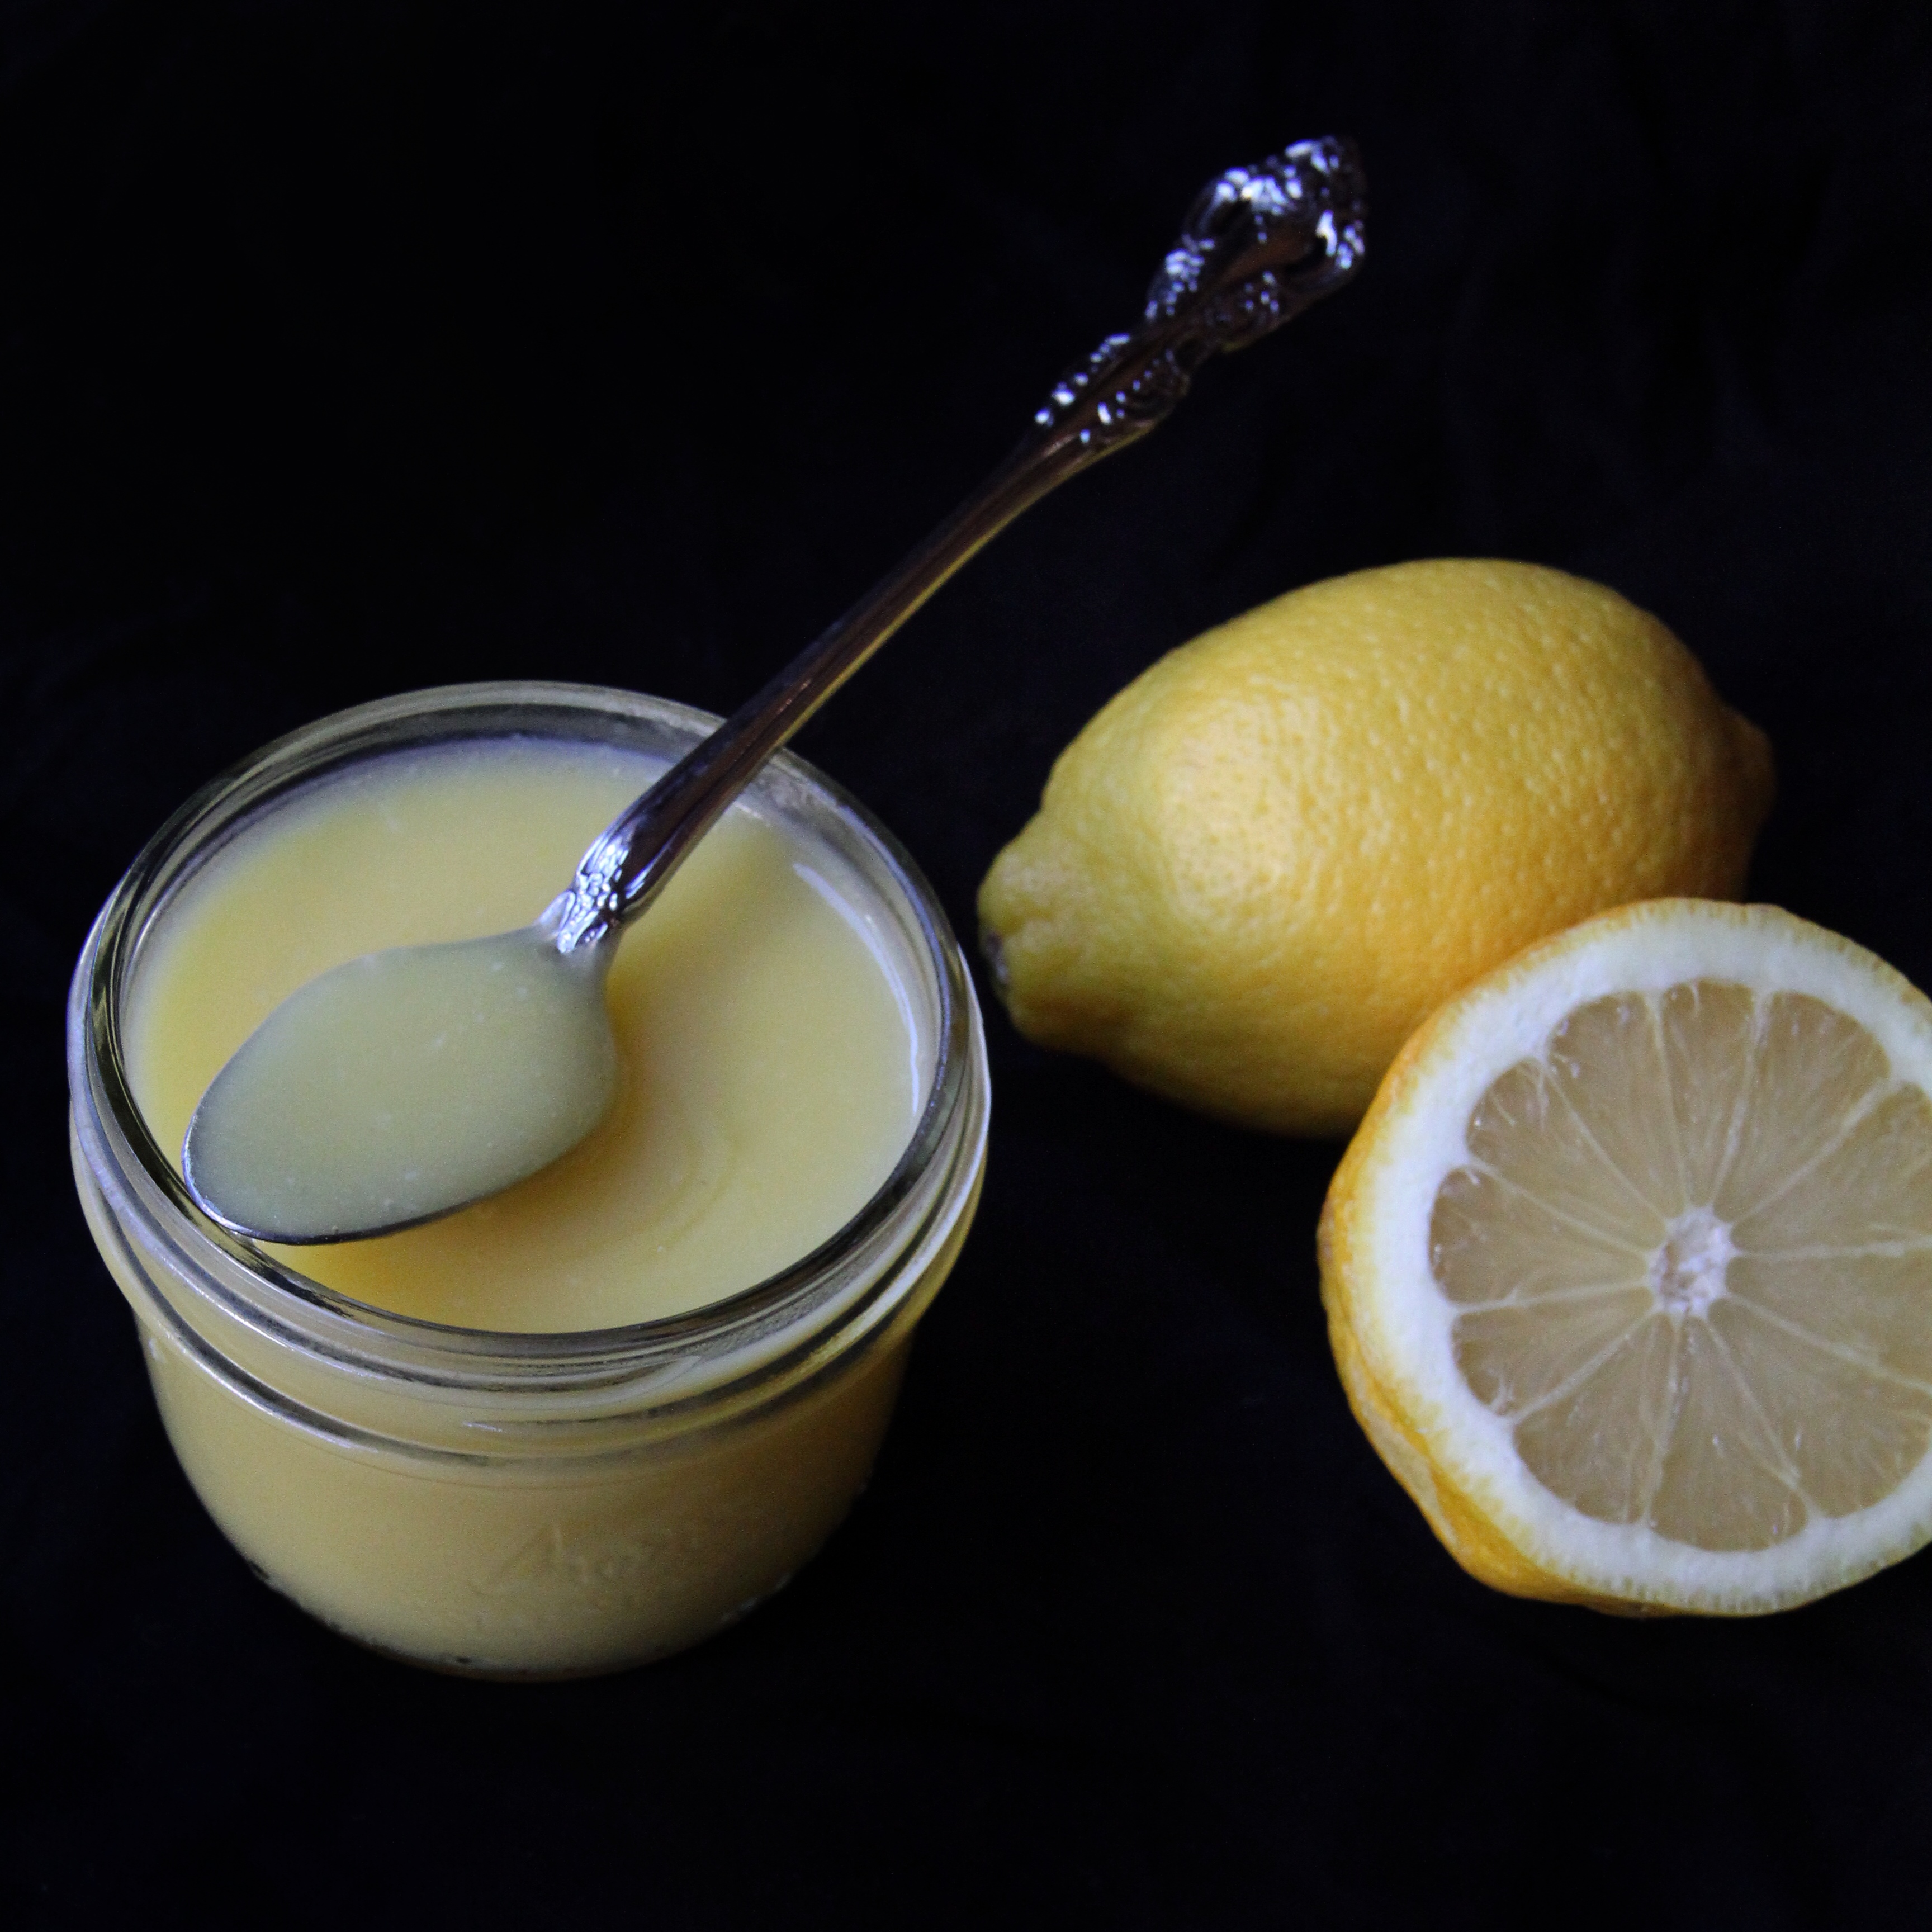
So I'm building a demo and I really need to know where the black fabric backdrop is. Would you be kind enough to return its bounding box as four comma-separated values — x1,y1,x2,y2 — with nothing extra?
6,3,1932,1925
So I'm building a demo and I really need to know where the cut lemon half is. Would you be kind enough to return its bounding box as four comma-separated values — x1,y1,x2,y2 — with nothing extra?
1319,899,1932,1614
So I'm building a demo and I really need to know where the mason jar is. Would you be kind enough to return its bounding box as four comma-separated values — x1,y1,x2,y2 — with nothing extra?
68,683,989,1678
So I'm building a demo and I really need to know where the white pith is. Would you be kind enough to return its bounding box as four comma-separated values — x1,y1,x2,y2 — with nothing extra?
1647,1206,1734,1319
1345,901,1932,1611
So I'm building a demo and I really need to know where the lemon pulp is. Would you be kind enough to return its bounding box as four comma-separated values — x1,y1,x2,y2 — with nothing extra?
1435,982,1932,1554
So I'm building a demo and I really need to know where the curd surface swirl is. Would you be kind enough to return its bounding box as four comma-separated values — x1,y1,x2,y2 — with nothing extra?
125,737,921,1330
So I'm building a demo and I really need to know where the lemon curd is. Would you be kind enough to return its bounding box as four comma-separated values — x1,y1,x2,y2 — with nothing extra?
69,685,989,1677
127,738,920,1330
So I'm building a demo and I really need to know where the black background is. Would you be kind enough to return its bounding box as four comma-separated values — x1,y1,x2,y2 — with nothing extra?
7,2,1932,1925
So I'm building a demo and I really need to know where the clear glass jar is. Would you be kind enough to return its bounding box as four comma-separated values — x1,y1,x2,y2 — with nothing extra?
67,682,989,1679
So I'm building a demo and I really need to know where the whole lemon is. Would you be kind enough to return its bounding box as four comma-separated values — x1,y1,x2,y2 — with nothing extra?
977,558,1774,1134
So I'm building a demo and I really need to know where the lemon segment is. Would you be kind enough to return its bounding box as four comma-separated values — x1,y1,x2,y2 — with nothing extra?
979,560,1773,1134
1319,899,1932,1614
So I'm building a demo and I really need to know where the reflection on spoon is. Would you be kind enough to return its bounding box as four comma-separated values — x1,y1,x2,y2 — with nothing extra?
183,136,1368,1244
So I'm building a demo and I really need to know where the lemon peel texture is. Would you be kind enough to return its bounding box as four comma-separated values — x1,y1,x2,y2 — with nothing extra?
978,559,1773,1134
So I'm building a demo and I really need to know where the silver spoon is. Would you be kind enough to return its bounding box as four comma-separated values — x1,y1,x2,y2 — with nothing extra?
183,137,1368,1244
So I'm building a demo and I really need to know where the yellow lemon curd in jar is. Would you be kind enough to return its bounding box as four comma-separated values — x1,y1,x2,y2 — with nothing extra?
109,733,970,1675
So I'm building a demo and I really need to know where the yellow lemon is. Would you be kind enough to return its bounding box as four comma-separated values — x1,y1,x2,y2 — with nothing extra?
1320,899,1932,1615
977,559,1774,1133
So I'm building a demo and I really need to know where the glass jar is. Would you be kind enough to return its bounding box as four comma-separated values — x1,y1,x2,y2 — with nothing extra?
67,682,989,1679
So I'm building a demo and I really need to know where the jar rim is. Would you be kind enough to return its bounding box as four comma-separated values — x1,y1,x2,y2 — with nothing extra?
70,680,987,1394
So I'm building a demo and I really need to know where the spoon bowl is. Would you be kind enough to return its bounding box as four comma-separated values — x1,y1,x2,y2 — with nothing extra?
183,915,615,1243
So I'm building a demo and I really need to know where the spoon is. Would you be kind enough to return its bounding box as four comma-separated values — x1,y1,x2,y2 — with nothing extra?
182,136,1368,1244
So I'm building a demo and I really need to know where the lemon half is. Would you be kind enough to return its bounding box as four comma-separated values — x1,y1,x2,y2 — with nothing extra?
1319,900,1932,1614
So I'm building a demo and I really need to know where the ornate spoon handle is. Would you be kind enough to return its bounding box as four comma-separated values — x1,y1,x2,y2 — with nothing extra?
552,136,1368,953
